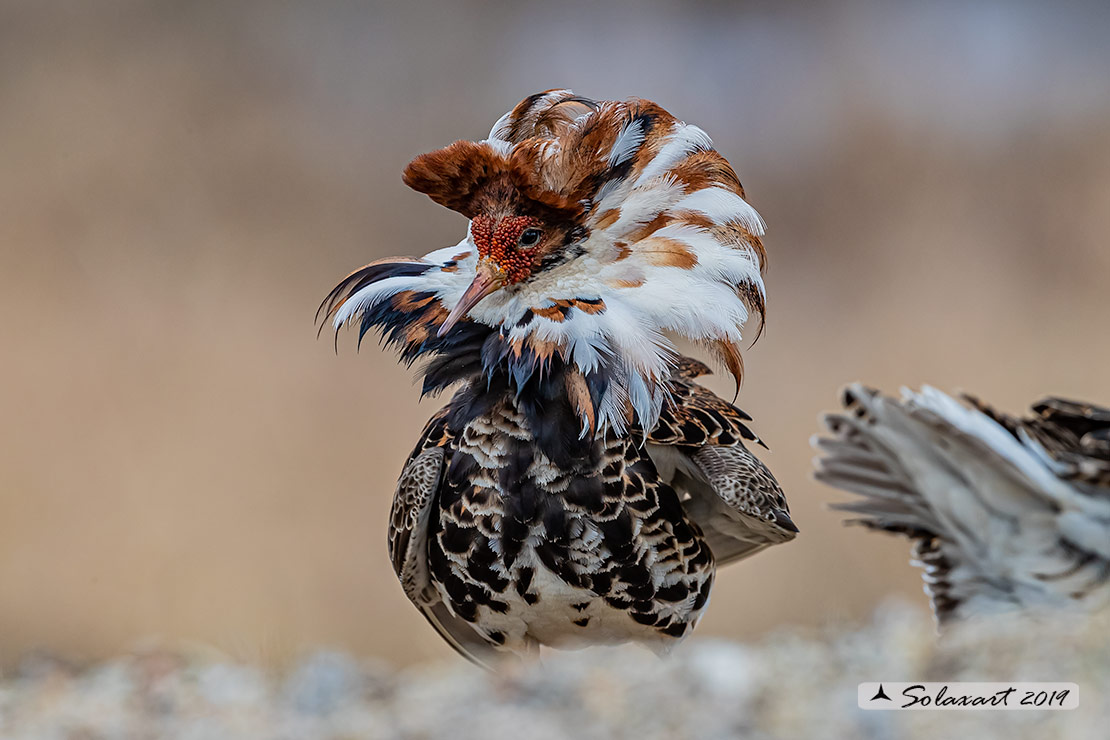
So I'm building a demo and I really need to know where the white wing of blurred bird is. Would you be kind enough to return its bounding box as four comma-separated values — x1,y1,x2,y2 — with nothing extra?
812,384,1110,625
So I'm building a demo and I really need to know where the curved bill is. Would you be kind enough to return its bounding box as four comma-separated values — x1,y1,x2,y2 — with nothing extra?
437,262,505,338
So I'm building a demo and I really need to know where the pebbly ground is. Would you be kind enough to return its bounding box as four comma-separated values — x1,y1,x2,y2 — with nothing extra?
1,604,1106,740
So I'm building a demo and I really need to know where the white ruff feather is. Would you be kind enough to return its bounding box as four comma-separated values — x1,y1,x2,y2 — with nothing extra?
634,124,713,184
333,276,423,328
334,92,767,434
607,118,646,167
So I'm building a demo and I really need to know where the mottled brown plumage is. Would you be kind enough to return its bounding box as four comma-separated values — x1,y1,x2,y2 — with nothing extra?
384,358,793,665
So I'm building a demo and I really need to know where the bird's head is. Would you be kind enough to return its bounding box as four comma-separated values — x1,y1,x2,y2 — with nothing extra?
436,214,552,337
321,90,768,434
398,137,591,337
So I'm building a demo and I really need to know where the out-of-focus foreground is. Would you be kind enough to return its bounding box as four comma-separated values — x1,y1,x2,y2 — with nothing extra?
2,0,1109,668
2,608,1107,739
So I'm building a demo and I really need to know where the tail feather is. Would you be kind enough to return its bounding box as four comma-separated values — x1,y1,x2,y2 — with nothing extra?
813,384,1110,625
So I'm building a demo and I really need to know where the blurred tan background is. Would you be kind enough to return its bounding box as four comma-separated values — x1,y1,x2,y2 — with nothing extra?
2,0,1108,668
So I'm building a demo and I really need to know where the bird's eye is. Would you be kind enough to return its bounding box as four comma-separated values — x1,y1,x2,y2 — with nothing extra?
518,228,543,248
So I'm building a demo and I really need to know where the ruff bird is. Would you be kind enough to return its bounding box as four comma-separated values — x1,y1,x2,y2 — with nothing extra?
319,90,795,664
814,385,1110,625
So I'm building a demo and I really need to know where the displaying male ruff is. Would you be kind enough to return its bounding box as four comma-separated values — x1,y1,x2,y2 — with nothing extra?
319,90,796,665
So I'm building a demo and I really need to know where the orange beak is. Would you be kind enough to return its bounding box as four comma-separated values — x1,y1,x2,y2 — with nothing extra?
437,261,505,338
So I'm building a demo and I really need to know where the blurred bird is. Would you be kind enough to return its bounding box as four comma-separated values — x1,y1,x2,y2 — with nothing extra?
318,90,795,664
813,385,1110,625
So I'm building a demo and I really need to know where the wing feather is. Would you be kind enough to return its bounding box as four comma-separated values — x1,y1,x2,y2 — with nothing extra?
644,356,796,567
386,410,499,668
388,446,445,604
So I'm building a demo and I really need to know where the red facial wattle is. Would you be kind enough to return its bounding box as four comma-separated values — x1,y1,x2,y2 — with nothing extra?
470,215,542,284
437,215,544,338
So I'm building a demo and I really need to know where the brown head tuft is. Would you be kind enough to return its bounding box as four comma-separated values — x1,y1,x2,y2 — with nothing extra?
402,140,583,224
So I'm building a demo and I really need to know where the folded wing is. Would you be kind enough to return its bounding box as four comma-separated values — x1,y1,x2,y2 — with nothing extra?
645,357,796,567
387,410,497,667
